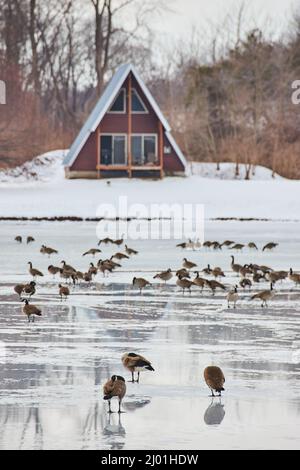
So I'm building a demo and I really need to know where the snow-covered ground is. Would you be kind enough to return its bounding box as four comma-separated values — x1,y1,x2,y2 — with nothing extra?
0,151,299,220
190,161,284,180
0,221,300,450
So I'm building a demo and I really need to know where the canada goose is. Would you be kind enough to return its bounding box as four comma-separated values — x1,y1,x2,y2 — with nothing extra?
28,262,43,278
289,268,300,286
212,267,225,279
108,257,121,268
240,278,252,290
253,272,265,283
176,268,190,278
205,279,226,295
16,282,36,297
252,272,265,282
97,260,113,276
183,258,197,269
61,261,76,273
262,242,278,252
23,281,36,297
83,271,93,283
132,277,151,293
204,366,225,397
276,270,288,281
265,271,281,284
202,264,212,275
14,284,25,297
82,248,101,257
193,272,206,291
98,237,114,246
26,236,35,244
186,239,195,250
125,244,138,255
59,268,74,283
112,252,129,260
40,245,58,256
113,235,124,246
212,241,222,250
15,236,22,243
75,270,84,281
230,243,244,251
239,264,252,278
231,256,242,275
122,352,155,383
48,265,60,277
21,299,42,322
248,242,258,250
153,268,172,283
203,241,212,248
176,242,187,249
58,284,70,300
251,283,275,307
88,262,98,276
71,273,78,285
103,375,126,413
221,240,235,247
250,263,260,273
259,265,273,274
226,285,238,308
176,274,193,294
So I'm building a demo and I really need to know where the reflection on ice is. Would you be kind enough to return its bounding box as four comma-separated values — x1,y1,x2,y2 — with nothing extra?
123,396,151,412
204,399,225,426
103,414,126,436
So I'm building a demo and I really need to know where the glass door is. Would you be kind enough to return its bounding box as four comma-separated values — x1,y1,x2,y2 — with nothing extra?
113,136,126,165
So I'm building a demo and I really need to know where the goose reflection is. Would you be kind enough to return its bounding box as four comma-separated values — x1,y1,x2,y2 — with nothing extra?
103,413,126,450
103,413,126,437
204,399,225,426
122,396,151,412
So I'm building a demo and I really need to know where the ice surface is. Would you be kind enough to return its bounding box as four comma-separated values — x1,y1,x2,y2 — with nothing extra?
0,221,300,449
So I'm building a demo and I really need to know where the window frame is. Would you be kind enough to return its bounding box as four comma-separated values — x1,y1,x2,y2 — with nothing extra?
108,88,126,114
131,87,148,114
100,133,127,165
131,133,158,164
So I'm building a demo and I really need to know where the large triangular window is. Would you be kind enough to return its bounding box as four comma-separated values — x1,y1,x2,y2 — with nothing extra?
109,88,126,113
131,88,147,113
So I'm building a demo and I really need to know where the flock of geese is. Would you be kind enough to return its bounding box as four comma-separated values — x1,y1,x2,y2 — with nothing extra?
11,233,300,412
13,234,300,319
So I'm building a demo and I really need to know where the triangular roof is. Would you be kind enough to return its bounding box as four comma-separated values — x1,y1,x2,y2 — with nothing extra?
63,63,186,170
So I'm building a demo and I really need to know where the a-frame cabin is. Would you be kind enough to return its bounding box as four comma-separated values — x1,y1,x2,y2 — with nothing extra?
63,63,187,179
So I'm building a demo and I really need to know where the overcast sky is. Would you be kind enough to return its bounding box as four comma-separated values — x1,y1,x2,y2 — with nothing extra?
152,0,298,42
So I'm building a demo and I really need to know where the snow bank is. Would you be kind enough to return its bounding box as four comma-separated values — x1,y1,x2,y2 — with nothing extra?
0,150,66,184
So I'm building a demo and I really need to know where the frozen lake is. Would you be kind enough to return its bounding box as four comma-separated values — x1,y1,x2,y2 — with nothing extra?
0,220,300,450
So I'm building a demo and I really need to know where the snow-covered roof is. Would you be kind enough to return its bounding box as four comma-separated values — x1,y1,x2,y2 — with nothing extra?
63,64,187,170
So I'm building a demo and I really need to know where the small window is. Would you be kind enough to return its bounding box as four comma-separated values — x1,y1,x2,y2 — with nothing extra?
109,89,125,113
131,88,147,113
